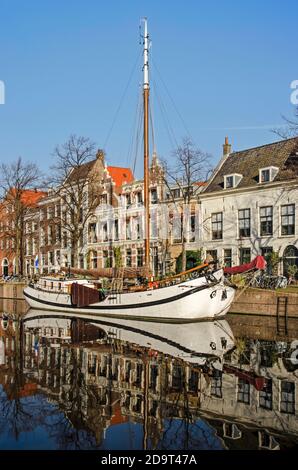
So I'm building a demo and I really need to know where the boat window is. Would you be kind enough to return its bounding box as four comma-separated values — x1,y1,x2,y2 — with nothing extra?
58,282,62,290
50,282,54,290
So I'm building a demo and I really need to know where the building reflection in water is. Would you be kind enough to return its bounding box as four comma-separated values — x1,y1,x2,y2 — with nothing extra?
0,303,298,450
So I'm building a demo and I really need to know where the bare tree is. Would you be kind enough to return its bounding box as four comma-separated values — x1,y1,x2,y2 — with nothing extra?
50,135,102,268
272,113,298,139
0,157,41,275
163,138,212,272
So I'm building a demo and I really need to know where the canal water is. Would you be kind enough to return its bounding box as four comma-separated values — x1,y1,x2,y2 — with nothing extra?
0,299,297,451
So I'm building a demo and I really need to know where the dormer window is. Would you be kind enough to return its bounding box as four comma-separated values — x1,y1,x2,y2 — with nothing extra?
224,173,242,189
259,166,279,183
225,176,234,188
261,169,270,182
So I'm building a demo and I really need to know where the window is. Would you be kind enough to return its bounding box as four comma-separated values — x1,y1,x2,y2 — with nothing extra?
239,248,251,264
260,169,270,182
100,194,108,205
260,340,276,367
126,219,131,240
283,245,298,277
224,249,232,267
224,173,242,189
211,371,222,398
225,175,234,188
261,246,273,258
102,222,108,242
281,204,295,235
259,166,279,184
172,365,183,390
150,365,158,390
136,192,143,205
103,222,108,241
137,248,143,267
258,432,280,450
223,423,242,440
79,254,84,268
126,194,131,208
62,232,67,249
172,188,180,199
49,252,54,265
56,225,61,243
237,378,250,404
136,219,141,239
79,207,83,223
126,249,132,267
206,249,217,261
189,214,196,242
259,379,272,410
88,223,97,243
114,219,119,241
280,381,295,414
238,209,251,238
188,370,199,392
260,206,273,236
103,250,109,268
211,212,223,240
91,251,97,269
172,213,182,243
150,188,158,204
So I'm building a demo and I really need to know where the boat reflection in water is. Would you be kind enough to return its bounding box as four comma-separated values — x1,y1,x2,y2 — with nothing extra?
24,309,235,368
0,306,298,450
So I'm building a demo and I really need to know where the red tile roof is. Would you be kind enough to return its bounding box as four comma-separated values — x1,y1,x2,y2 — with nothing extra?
4,188,47,207
107,166,134,187
20,189,47,207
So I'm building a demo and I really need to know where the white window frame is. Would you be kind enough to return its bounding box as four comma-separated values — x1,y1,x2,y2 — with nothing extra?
224,173,242,189
259,166,279,183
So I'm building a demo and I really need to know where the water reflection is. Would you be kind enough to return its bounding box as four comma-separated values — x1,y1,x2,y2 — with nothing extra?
0,303,298,450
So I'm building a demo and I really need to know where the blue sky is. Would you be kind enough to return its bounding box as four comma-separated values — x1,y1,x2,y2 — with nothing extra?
0,0,297,177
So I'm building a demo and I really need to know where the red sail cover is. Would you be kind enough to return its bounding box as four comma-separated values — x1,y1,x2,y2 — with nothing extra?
224,255,266,275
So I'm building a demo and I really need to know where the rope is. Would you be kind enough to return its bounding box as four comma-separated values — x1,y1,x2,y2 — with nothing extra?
104,49,142,150
152,57,195,143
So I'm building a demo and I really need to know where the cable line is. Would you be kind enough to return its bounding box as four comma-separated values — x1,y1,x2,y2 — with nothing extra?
103,49,142,150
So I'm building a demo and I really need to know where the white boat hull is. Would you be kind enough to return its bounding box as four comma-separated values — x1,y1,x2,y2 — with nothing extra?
24,272,235,322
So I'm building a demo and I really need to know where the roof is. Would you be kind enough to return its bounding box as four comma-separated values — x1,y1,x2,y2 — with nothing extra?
204,137,298,193
65,159,97,184
2,188,47,207
107,166,134,187
20,189,47,207
65,160,134,191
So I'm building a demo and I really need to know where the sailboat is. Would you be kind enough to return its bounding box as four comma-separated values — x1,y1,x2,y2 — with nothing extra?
24,19,235,322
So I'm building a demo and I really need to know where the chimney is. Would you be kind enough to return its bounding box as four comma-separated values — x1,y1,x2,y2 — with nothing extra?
96,149,105,163
223,136,232,157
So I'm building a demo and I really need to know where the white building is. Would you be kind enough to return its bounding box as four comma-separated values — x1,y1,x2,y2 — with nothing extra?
199,137,298,275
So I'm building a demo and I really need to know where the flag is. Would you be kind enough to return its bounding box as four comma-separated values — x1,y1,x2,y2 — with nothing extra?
34,255,39,268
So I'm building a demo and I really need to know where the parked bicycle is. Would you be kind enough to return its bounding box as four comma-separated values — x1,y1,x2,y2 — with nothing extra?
251,274,288,290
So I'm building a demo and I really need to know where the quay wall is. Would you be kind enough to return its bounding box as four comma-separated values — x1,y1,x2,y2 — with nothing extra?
0,282,28,316
229,287,298,318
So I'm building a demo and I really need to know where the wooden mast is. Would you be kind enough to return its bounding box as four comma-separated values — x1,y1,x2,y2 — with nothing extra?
142,18,150,273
